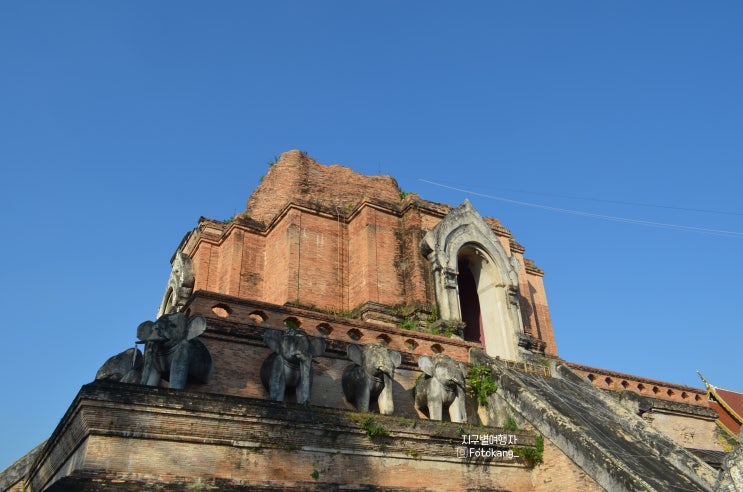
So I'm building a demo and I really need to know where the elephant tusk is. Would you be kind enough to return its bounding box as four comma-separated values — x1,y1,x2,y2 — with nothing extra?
132,343,138,368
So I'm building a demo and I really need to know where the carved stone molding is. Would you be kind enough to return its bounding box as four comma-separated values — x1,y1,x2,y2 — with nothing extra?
157,252,195,317
420,200,525,361
517,333,547,356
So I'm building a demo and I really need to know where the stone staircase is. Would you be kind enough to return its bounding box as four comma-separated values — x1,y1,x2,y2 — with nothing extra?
474,350,718,492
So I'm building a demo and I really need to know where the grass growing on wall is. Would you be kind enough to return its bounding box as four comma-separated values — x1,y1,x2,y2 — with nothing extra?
467,365,497,406
514,435,544,467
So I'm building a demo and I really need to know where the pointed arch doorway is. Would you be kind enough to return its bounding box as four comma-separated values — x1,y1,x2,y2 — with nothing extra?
420,200,525,361
457,254,483,344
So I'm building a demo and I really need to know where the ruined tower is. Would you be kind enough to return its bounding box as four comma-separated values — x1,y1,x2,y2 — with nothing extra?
2,152,729,492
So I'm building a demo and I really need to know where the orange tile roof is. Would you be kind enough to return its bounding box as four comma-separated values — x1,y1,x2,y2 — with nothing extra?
699,373,743,438
717,388,743,420
710,401,741,436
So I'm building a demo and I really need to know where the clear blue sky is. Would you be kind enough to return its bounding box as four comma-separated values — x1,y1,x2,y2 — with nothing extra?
1,2,741,470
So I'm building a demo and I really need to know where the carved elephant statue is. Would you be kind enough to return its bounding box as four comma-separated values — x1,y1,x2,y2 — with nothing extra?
342,344,402,415
95,347,143,383
137,312,213,390
260,328,326,404
414,354,467,423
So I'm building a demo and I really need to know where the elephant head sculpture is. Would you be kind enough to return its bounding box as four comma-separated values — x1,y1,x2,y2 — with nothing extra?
260,328,326,404
342,344,402,415
137,312,213,390
95,347,143,383
414,354,467,423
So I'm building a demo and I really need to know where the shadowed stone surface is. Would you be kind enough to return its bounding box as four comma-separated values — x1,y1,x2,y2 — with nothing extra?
259,327,326,404
137,312,213,390
22,381,541,491
472,349,717,491
714,431,743,491
95,348,143,383
0,440,46,491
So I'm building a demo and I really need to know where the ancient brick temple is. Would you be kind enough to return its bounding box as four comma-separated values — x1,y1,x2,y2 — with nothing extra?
1,151,735,491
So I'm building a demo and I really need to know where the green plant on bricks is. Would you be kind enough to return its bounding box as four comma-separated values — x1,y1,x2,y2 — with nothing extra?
466,365,497,406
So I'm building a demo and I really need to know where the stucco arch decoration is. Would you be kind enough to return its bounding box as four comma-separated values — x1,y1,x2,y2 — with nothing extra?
420,200,524,361
157,252,196,317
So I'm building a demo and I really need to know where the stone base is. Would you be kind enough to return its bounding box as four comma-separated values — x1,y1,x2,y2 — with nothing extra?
25,381,542,491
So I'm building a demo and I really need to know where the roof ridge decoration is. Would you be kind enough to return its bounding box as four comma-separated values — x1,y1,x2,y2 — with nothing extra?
698,371,743,426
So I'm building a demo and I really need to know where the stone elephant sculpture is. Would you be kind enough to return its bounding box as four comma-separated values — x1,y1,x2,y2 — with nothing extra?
95,347,143,383
137,312,213,390
414,354,467,423
342,344,402,415
260,328,326,404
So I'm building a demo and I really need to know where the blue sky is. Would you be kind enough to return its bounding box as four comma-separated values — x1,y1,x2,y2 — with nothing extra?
1,2,742,470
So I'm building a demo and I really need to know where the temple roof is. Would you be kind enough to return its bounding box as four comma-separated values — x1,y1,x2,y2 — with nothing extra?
699,372,743,438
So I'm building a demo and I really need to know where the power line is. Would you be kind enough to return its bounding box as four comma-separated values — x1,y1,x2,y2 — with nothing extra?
443,182,743,217
419,179,743,239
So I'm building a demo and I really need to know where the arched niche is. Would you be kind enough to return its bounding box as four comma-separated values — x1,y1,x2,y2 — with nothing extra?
420,200,524,360
157,252,195,317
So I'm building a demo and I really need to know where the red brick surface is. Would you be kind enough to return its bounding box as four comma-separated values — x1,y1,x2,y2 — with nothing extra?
246,150,402,225
183,152,557,357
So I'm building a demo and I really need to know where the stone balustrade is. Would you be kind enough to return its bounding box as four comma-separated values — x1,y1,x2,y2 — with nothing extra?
185,290,479,364
566,362,707,406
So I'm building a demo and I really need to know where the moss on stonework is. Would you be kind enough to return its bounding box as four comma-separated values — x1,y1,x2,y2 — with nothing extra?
514,435,544,467
405,447,422,459
398,319,421,330
467,365,497,407
504,415,519,431
412,373,426,399
361,416,389,439
350,413,390,439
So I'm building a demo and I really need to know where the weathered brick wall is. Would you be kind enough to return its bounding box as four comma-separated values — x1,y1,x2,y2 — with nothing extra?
218,227,245,296
568,362,707,406
246,150,402,225
651,412,724,451
177,151,558,357
192,240,214,293
347,206,403,309
204,336,429,419
295,211,345,310
263,209,296,305
532,441,606,492
186,291,477,417
523,262,557,357
25,382,602,492
237,227,265,300
186,292,477,363
348,206,383,309
398,204,434,309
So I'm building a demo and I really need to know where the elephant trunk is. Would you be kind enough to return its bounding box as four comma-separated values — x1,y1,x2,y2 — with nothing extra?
146,329,167,342
377,371,395,415
296,358,312,405
289,351,308,362
451,383,468,423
